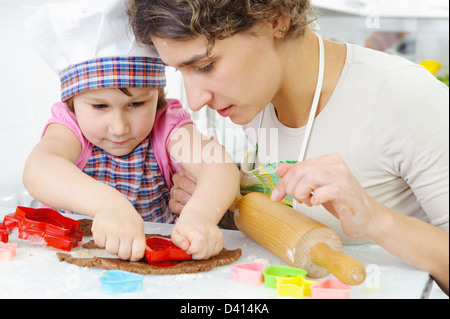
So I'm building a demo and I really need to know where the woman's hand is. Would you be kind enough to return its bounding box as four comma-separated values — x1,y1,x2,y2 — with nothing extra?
272,153,449,295
169,168,239,230
169,167,197,215
271,153,383,239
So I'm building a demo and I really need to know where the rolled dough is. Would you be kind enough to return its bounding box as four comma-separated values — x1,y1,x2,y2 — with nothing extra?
57,219,242,275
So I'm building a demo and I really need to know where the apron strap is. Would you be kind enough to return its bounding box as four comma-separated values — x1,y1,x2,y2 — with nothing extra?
297,33,325,163
294,33,325,210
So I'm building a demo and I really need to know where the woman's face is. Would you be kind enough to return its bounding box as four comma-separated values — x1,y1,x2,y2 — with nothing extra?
152,24,283,125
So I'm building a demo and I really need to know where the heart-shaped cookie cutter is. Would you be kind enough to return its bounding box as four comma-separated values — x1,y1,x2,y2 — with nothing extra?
263,265,307,288
2,206,83,251
144,236,191,267
230,262,264,285
310,278,351,299
100,270,144,294
0,242,18,262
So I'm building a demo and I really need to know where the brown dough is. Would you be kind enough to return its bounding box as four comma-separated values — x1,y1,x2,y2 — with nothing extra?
57,219,242,275
57,248,241,275
79,219,93,237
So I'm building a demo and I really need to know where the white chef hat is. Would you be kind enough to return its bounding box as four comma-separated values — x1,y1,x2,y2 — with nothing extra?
25,0,166,101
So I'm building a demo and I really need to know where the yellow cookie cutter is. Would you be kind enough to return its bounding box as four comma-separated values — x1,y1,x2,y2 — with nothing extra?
276,275,317,299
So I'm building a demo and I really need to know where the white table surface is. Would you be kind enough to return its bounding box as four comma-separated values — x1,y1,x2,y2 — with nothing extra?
0,206,435,299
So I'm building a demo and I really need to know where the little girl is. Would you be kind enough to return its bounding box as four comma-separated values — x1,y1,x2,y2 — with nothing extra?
22,1,239,262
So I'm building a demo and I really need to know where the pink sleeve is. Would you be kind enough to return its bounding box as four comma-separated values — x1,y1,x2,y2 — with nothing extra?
150,99,194,189
42,102,92,170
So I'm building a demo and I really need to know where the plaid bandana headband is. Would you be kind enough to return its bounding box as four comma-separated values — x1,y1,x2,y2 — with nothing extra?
59,56,166,101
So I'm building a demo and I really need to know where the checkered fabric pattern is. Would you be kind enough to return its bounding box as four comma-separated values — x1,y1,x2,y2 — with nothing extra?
59,56,166,101
57,136,175,223
240,146,296,208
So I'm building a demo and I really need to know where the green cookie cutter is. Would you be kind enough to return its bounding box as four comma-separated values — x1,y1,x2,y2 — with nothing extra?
263,265,307,288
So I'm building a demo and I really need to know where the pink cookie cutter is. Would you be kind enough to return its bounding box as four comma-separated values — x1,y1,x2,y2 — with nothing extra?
0,242,18,261
310,278,351,299
230,263,264,285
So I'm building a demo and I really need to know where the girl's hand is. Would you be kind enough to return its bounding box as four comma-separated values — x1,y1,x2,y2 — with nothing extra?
168,136,218,215
91,203,146,262
171,215,224,260
271,153,383,240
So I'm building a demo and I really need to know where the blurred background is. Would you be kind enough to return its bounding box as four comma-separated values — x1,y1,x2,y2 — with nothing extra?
0,0,448,207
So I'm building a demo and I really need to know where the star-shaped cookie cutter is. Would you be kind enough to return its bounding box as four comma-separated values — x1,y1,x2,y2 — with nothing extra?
0,242,18,261
2,206,83,251
276,275,317,299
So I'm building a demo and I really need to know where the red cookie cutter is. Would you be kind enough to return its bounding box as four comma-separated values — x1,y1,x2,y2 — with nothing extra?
0,223,8,243
2,206,83,251
145,237,191,267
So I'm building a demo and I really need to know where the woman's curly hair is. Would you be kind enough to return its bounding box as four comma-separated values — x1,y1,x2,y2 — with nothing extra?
128,0,316,52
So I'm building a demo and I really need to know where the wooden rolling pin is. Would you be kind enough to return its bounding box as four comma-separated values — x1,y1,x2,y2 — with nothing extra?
232,192,366,286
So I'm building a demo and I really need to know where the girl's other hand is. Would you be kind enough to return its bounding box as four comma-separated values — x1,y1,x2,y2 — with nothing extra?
171,215,223,260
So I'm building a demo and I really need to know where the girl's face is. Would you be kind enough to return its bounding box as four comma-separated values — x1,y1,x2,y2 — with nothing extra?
73,87,159,157
152,23,283,125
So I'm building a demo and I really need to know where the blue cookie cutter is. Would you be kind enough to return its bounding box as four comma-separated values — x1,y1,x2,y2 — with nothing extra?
100,270,144,294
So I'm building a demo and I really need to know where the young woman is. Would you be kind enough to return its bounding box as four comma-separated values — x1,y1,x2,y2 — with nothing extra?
128,0,449,294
